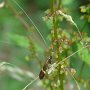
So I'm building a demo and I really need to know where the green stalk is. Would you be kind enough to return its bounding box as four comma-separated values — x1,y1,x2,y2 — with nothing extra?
53,14,64,90
51,0,64,89
55,1,64,89
58,0,62,9
50,0,54,13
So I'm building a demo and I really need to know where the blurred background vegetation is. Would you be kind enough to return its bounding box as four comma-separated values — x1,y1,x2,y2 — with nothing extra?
0,0,90,90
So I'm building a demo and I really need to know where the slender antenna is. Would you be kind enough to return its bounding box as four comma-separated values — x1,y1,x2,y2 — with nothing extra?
11,0,48,47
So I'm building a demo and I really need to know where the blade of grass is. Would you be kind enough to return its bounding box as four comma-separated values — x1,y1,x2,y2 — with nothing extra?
22,76,39,90
10,0,48,48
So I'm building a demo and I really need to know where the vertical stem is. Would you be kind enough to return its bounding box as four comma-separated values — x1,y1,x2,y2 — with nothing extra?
53,14,64,90
50,0,54,13
58,0,62,9
54,0,64,90
51,0,64,90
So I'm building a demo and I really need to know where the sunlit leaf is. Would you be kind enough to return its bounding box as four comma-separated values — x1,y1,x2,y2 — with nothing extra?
8,33,29,48
77,44,90,66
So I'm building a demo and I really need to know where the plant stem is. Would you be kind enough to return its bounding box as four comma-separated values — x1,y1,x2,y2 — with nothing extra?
50,0,54,13
53,13,64,90
58,0,62,9
51,0,64,89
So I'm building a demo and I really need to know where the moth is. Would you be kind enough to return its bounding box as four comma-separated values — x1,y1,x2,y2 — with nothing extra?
39,56,52,79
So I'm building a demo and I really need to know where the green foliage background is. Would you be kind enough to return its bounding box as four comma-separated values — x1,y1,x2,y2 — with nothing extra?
0,0,90,90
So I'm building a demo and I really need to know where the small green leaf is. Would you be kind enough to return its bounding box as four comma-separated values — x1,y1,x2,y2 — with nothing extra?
8,33,29,48
77,44,90,66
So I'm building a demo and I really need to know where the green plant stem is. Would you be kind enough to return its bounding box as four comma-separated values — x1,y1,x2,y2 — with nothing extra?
51,0,64,89
53,15,64,90
58,0,62,9
50,0,54,13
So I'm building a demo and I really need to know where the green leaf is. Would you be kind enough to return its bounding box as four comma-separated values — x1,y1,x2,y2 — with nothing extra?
8,33,29,48
77,44,90,66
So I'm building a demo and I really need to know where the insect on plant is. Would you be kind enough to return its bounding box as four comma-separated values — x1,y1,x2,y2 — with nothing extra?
39,56,52,79
0,0,54,89
0,0,90,90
